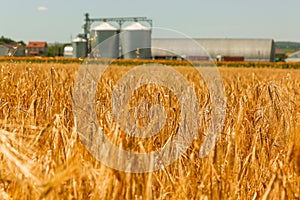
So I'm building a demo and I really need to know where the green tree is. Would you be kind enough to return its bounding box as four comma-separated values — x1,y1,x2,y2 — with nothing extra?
47,43,66,57
0,36,26,46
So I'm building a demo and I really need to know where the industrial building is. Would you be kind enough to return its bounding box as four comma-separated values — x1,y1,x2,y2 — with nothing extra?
0,44,25,56
152,38,275,62
72,14,152,59
71,14,275,62
0,45,10,56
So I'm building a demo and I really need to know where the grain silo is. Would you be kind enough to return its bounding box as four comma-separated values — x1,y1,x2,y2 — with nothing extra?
90,22,119,58
63,46,73,57
121,22,151,59
72,36,87,58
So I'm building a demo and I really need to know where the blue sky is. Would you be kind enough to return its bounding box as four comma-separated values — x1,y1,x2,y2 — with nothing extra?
1,0,300,43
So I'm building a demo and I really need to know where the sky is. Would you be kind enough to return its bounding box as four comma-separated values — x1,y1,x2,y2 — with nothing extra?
1,0,300,43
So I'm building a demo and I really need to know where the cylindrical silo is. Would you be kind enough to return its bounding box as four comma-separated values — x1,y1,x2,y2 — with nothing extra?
63,46,73,58
90,22,119,58
121,22,151,59
72,37,87,58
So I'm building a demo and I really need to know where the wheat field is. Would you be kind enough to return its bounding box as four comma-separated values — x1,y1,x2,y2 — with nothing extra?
0,61,299,199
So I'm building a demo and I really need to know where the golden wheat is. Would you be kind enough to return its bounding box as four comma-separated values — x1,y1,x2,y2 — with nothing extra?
0,62,299,199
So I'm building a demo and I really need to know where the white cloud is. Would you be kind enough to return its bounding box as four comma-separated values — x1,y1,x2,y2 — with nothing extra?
37,6,48,11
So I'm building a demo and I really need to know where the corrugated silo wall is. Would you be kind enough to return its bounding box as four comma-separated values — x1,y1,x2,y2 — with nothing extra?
90,30,119,58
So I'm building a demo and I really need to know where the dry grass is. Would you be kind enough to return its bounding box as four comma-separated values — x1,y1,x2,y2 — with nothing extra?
0,62,299,199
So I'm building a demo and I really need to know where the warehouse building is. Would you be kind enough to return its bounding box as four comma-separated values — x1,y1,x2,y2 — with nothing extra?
0,44,25,56
0,45,9,56
152,38,275,62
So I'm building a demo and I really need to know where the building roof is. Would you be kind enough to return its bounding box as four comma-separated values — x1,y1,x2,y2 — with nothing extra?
92,22,118,31
122,22,150,30
0,43,24,49
27,42,47,48
72,37,87,42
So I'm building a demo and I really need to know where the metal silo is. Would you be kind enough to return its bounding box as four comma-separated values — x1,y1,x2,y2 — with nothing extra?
72,36,87,58
121,22,151,59
90,22,119,58
63,46,73,57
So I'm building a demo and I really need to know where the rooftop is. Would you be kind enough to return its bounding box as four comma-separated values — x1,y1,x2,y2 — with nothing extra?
27,42,47,48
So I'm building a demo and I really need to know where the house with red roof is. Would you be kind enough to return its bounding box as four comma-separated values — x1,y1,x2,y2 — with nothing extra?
26,41,48,56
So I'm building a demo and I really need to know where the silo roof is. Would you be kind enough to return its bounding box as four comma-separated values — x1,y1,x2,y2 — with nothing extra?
64,46,73,51
92,22,118,31
73,37,87,42
122,22,150,30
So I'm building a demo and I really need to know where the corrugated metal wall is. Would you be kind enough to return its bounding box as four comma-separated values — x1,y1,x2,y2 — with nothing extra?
152,38,275,62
